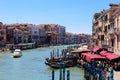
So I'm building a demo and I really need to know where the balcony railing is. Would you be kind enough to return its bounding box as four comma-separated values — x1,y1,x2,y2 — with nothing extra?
108,27,120,34
93,36,97,39
108,29,113,34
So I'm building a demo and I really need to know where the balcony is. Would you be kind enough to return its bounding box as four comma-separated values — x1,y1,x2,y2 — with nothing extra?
108,27,120,34
108,29,113,34
93,36,97,39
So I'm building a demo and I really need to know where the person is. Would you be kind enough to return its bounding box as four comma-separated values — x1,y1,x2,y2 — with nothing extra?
66,52,70,58
102,69,107,80
114,62,118,70
96,73,99,80
109,66,114,80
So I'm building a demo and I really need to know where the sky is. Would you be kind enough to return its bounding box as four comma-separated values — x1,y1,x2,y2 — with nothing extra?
0,0,120,34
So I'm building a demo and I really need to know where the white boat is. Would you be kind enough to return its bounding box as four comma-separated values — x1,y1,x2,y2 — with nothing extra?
12,49,22,58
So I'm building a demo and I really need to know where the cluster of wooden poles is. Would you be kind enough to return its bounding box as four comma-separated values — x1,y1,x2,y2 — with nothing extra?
50,49,68,59
52,60,70,80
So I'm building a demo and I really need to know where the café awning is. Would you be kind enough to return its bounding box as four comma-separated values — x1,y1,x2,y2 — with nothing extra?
93,47,100,52
81,53,106,63
100,51,120,61
106,53,120,61
100,50,108,56
71,48,90,53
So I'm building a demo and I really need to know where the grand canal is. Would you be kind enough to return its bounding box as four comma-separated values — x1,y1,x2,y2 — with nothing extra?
0,45,85,80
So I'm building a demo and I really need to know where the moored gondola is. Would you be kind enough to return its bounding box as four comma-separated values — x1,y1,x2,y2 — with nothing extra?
45,57,77,69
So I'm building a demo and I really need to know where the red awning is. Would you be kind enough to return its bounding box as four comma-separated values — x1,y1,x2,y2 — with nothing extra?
93,47,100,52
81,52,89,59
100,51,120,61
100,51,109,56
81,53,106,62
106,53,120,61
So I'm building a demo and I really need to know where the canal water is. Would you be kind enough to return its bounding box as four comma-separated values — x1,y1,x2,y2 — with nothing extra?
0,45,85,80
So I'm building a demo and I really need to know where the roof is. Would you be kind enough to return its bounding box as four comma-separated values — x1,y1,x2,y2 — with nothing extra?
14,49,21,52
71,48,90,53
14,43,35,46
71,50,82,53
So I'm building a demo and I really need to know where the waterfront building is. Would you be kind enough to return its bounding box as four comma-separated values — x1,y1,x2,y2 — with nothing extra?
5,25,15,44
65,32,74,44
38,27,46,45
5,24,31,44
30,25,46,45
92,3,120,54
37,24,66,45
73,34,80,44
65,33,90,44
5,24,34,49
14,24,31,44
21,24,31,43
0,22,90,48
57,25,66,44
78,34,91,44
29,25,40,46
14,28,25,44
109,4,120,54
0,22,6,47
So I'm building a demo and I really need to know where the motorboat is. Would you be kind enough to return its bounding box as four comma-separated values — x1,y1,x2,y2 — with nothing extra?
12,49,22,58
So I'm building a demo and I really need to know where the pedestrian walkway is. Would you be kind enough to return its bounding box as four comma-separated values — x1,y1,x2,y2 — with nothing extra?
114,71,120,80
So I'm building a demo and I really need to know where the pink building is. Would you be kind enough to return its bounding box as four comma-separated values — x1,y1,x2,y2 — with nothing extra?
0,22,6,47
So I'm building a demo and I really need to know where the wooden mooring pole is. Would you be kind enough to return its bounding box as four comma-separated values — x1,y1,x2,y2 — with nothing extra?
63,66,65,80
52,70,54,80
59,60,63,80
67,70,70,80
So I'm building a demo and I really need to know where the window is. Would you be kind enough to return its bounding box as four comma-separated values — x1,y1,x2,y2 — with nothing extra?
104,26,107,32
0,36,3,41
101,35,104,40
0,30,4,35
108,25,110,30
34,31,37,34
104,15,108,21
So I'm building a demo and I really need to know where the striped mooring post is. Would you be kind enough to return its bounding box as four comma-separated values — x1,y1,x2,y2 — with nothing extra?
67,70,70,80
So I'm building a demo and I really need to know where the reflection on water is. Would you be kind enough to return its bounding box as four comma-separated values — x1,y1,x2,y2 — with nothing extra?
0,45,85,80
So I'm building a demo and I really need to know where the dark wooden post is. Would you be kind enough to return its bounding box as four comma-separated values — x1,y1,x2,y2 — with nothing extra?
52,70,54,80
67,70,70,80
59,60,63,80
63,64,65,80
